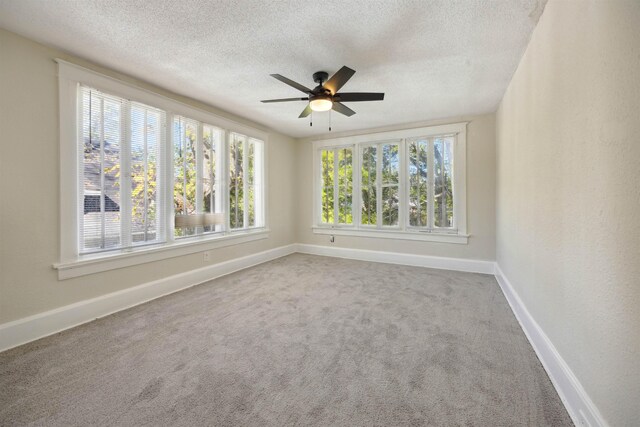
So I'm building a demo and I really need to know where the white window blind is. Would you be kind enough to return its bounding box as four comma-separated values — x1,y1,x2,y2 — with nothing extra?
80,87,167,254
130,102,165,244
59,62,270,271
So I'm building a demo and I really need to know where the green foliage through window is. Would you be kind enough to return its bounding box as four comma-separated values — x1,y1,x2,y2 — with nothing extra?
320,148,353,225
317,135,456,231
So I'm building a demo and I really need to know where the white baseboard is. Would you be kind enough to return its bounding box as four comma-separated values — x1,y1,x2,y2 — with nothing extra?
296,243,495,274
0,243,608,427
0,245,491,353
0,244,296,353
494,264,607,427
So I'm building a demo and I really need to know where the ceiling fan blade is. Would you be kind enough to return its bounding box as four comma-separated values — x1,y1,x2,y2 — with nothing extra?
261,97,308,103
335,92,385,102
298,104,312,118
324,66,356,95
332,102,356,117
270,74,312,94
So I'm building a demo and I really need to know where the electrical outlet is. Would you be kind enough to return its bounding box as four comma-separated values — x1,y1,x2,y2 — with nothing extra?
203,251,211,262
330,235,335,243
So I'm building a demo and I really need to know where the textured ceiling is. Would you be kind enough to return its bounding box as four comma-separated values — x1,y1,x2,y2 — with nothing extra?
0,0,546,138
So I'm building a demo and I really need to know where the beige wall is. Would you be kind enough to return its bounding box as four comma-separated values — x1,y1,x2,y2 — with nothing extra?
496,1,640,425
0,29,297,324
295,114,496,261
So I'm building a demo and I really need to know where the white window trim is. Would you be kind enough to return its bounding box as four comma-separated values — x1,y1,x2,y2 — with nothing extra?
56,59,269,279
54,229,269,280
311,123,468,244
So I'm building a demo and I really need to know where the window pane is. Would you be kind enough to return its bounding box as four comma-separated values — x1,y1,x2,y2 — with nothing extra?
249,138,264,228
338,148,353,224
173,117,198,237
434,137,454,228
320,149,334,224
361,146,377,225
82,91,102,250
382,185,399,226
81,89,122,252
408,140,428,227
382,143,399,184
131,105,162,244
381,143,399,227
203,125,220,233
229,134,244,229
247,140,255,227
102,99,122,248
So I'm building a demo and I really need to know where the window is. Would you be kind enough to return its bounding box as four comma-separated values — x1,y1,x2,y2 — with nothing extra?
203,125,223,232
361,142,400,227
172,117,224,238
407,136,454,230
79,87,166,254
313,123,467,244
229,133,264,230
320,147,353,226
407,138,428,227
57,60,268,277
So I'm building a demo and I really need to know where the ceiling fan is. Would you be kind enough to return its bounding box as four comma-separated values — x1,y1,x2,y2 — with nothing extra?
261,66,384,120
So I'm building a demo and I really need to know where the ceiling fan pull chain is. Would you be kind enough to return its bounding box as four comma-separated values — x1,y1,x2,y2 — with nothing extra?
329,109,332,132
310,111,313,127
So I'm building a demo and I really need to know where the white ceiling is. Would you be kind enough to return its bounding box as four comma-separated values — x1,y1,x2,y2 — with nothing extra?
0,0,546,138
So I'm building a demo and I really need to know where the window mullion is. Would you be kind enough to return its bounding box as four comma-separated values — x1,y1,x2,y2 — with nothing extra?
243,136,249,228
77,89,85,254
165,113,175,243
333,149,339,225
376,144,382,228
427,138,435,230
181,119,188,218
421,140,427,227
353,144,361,228
398,140,406,231
254,139,264,227
154,110,165,243
99,97,106,249
143,111,149,241
216,129,224,232
222,130,230,234
234,136,239,228
439,139,445,227
120,101,132,248
195,122,203,234
142,108,151,242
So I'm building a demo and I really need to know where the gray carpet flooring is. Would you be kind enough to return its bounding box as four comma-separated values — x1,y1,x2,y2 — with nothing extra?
0,254,571,426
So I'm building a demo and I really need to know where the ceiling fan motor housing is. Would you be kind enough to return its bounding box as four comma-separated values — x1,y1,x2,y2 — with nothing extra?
313,71,329,85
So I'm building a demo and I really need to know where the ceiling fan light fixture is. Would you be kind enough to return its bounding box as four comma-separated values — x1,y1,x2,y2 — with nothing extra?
262,66,384,120
309,95,333,112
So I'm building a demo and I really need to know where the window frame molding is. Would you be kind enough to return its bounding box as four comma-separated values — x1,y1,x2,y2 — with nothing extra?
56,59,269,278
311,123,468,244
